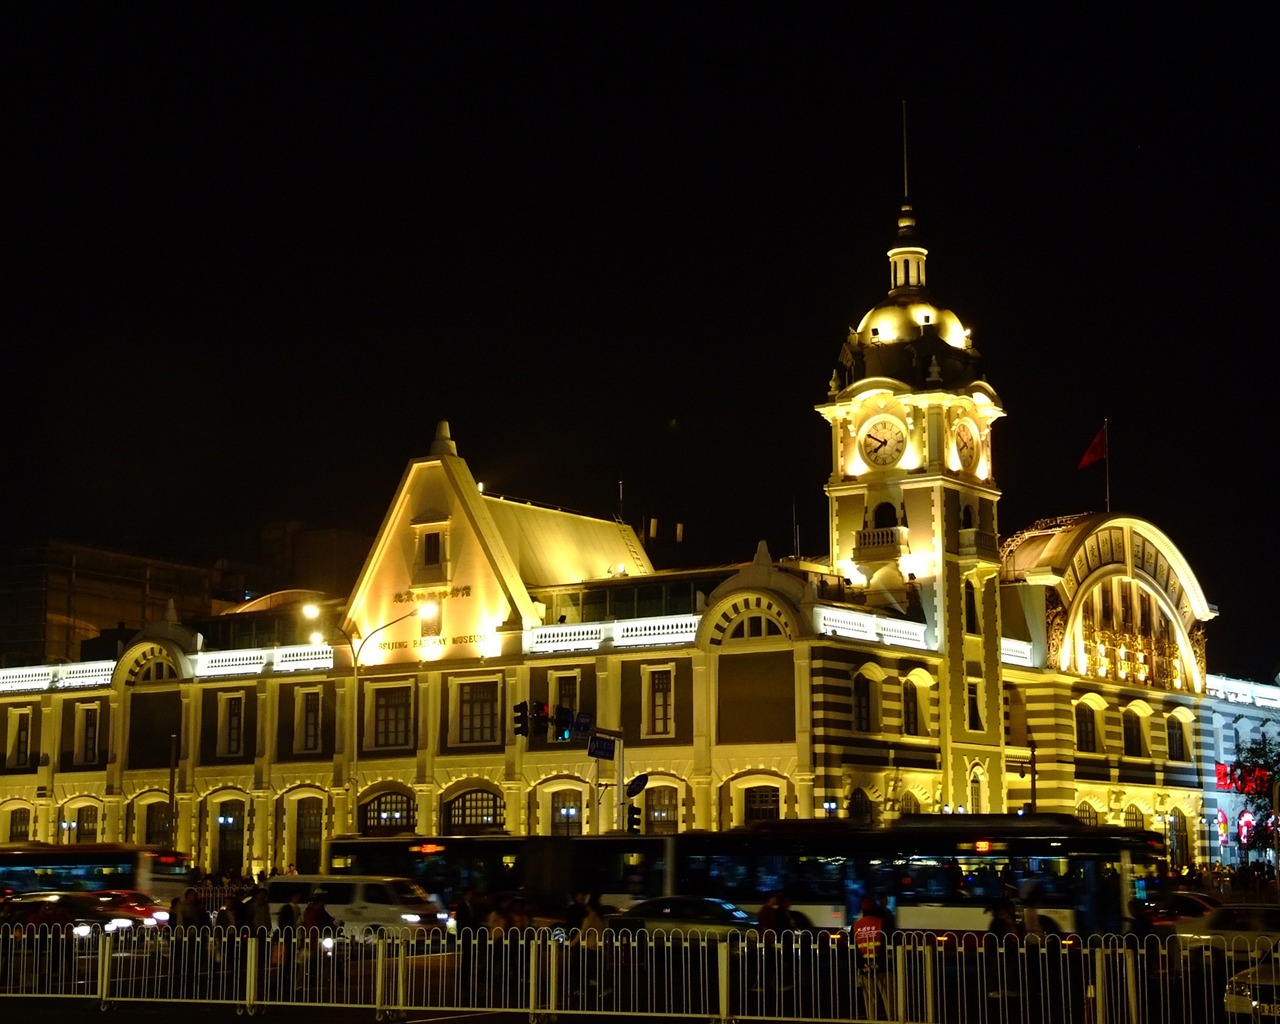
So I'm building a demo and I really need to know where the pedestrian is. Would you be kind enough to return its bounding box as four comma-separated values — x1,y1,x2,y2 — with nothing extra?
986,897,1023,1001
277,890,304,991
569,895,608,999
854,897,891,1018
454,887,481,1003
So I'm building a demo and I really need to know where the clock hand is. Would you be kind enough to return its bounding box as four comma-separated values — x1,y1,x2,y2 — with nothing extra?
868,434,887,450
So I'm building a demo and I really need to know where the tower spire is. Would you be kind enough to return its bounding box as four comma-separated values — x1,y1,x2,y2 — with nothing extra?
902,99,909,199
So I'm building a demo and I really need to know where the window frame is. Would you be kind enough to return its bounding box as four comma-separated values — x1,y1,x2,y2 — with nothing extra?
369,683,414,749
7,707,32,769
216,692,245,758
293,687,323,755
1075,702,1098,753
445,675,500,747
549,671,581,744
641,663,676,739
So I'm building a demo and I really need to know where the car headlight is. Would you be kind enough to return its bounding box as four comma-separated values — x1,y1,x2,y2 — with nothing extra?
400,913,421,924
154,911,170,923
74,924,93,938
321,936,335,951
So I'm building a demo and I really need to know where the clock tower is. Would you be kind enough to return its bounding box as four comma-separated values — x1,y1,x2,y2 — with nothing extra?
817,200,1008,812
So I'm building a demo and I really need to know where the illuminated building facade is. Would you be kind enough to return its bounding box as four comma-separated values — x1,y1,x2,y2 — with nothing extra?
0,201,1270,875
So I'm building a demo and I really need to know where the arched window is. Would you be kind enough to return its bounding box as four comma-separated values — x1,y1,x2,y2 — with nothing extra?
902,681,920,736
899,792,920,817
296,796,324,873
646,786,678,835
1075,703,1097,753
1122,710,1145,757
364,791,416,835
968,770,984,813
850,788,873,825
443,790,503,835
8,808,31,842
550,791,583,837
1124,805,1145,831
1168,808,1189,867
873,502,898,529
1076,803,1099,826
852,674,874,733
144,802,172,846
1166,717,1187,761
743,786,780,823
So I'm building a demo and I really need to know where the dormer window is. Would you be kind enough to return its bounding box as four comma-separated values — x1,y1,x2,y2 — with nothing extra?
411,511,451,587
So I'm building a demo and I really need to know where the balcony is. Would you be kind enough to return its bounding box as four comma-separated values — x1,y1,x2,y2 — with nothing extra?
958,528,999,561
854,526,909,563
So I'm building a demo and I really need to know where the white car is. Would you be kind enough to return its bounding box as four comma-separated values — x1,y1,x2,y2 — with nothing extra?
1175,903,1280,970
1225,947,1280,1022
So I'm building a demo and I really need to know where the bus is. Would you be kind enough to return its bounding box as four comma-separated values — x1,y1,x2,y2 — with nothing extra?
0,843,192,901
325,814,1163,936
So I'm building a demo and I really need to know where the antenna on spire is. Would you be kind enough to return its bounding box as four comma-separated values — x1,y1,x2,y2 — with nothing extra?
901,99,909,198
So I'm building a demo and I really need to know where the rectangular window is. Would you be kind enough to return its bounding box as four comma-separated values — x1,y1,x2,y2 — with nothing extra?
8,709,31,769
424,532,442,566
9,807,31,842
459,680,497,744
1076,705,1097,753
1167,718,1187,761
550,673,579,743
967,683,983,731
374,689,412,747
73,703,100,766
293,689,322,754
217,695,244,757
646,668,673,737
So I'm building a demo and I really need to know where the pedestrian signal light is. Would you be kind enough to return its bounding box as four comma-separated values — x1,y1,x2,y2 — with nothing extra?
552,705,574,742
627,803,642,834
513,701,530,737
530,701,550,732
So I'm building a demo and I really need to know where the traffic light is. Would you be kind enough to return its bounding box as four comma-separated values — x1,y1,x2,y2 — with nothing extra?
552,705,574,742
530,701,550,734
627,803,642,834
513,701,530,737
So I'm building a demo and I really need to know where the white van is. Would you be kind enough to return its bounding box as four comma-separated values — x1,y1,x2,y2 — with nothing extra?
266,875,446,939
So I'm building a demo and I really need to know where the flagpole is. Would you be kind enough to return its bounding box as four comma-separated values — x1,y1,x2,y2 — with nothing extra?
1104,418,1111,513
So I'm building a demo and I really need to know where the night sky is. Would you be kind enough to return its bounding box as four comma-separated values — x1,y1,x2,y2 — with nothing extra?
4,6,1275,682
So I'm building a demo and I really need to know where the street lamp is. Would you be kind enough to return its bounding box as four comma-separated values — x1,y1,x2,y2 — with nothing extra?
303,601,438,832
823,800,838,819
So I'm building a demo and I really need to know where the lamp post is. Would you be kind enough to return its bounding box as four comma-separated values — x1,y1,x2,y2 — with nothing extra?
303,602,437,832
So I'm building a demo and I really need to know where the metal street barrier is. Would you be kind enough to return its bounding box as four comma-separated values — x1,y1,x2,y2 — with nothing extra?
0,922,1269,1023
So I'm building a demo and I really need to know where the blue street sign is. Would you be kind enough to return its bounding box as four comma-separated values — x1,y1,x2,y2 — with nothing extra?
571,711,594,739
587,734,616,761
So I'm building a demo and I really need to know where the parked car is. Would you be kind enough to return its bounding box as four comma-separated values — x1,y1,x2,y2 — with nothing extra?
1,891,143,934
1175,902,1280,970
1145,890,1222,928
1225,945,1280,1022
606,896,757,939
79,890,171,928
265,875,446,940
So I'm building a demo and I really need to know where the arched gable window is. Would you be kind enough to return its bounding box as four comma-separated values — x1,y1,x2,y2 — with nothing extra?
850,788,873,825
1124,805,1145,831
899,792,920,816
1075,703,1098,753
902,681,920,736
873,502,898,529
1122,709,1146,757
1076,802,1099,826
364,791,416,835
852,674,875,733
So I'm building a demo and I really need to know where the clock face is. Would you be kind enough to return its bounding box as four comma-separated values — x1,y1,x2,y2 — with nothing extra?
861,417,906,467
955,421,978,470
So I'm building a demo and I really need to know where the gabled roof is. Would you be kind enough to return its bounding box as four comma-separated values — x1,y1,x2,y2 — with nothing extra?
482,497,652,587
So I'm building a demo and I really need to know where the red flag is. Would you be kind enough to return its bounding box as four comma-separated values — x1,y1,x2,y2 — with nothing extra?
1078,425,1107,469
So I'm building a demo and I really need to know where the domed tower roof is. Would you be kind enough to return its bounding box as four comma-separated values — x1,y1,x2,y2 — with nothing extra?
840,201,982,390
